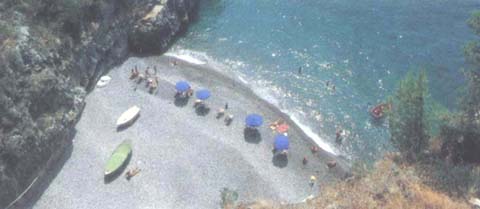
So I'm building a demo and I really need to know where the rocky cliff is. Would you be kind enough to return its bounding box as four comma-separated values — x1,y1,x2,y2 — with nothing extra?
0,0,197,207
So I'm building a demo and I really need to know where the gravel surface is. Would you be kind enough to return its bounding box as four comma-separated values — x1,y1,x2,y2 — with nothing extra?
33,56,347,209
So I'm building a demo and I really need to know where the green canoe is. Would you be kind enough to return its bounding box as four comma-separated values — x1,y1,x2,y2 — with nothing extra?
105,140,132,176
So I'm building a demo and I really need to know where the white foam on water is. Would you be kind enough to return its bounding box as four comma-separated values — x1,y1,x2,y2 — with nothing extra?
238,76,249,84
165,49,207,65
250,82,337,155
288,114,337,154
166,48,338,156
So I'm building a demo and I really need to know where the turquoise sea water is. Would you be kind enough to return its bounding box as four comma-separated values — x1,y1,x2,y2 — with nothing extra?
169,0,480,161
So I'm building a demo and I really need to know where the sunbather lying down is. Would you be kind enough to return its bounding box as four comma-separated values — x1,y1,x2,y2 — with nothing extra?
126,167,141,180
269,119,285,130
272,147,288,155
130,67,140,79
224,114,234,125
216,108,225,118
175,88,193,98
193,99,203,107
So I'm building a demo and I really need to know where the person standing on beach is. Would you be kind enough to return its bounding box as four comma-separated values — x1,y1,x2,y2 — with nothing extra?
298,66,302,75
225,102,229,110
309,175,316,187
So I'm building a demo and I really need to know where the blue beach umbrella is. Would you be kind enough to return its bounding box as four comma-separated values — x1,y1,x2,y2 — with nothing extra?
196,89,211,100
175,81,190,92
245,114,263,127
274,134,289,151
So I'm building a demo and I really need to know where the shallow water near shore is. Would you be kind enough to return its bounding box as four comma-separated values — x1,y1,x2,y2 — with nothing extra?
169,0,480,161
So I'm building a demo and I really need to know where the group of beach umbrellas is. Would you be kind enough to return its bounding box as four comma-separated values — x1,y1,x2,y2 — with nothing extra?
245,113,290,152
176,81,211,100
175,81,290,153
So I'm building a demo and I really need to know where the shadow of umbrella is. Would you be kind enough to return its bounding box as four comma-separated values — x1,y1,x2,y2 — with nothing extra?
174,94,190,107
104,152,132,184
195,105,211,116
272,153,288,168
243,127,262,144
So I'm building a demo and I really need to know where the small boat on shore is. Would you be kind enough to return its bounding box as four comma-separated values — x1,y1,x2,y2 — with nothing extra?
105,140,132,176
116,106,140,128
370,103,391,119
96,75,111,88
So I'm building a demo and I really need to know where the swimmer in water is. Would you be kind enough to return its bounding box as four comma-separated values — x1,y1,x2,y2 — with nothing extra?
298,66,302,75
335,129,343,144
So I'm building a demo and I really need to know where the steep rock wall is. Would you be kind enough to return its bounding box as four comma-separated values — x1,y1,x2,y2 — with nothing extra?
0,0,198,207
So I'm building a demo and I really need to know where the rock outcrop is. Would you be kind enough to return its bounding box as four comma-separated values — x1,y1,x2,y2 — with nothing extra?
0,0,197,207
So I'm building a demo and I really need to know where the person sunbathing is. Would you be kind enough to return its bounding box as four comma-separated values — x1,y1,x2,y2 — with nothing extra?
194,99,203,107
269,119,285,130
187,88,194,97
146,75,157,88
216,108,225,119
145,67,151,77
130,67,139,79
137,73,145,84
148,77,158,94
224,114,234,125
126,167,141,180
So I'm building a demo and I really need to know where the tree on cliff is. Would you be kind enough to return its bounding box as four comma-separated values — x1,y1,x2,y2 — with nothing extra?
462,10,480,133
389,71,429,162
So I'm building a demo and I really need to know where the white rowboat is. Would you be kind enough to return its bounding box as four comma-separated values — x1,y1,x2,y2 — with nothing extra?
96,76,112,88
116,106,140,127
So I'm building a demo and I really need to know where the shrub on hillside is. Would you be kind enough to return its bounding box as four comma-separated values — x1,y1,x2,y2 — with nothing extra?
388,71,429,163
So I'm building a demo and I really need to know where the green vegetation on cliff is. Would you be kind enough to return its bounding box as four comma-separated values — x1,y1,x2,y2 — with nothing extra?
388,71,429,162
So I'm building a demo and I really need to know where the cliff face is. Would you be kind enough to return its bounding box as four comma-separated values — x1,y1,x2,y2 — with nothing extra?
0,0,197,207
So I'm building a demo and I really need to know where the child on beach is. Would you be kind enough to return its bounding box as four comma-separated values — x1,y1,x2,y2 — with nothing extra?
194,99,202,108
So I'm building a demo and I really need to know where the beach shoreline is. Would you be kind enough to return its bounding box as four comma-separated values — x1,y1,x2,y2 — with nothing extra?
164,55,347,164
29,55,349,209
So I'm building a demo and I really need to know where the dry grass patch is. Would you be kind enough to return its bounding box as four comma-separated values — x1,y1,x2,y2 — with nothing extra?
240,158,471,209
